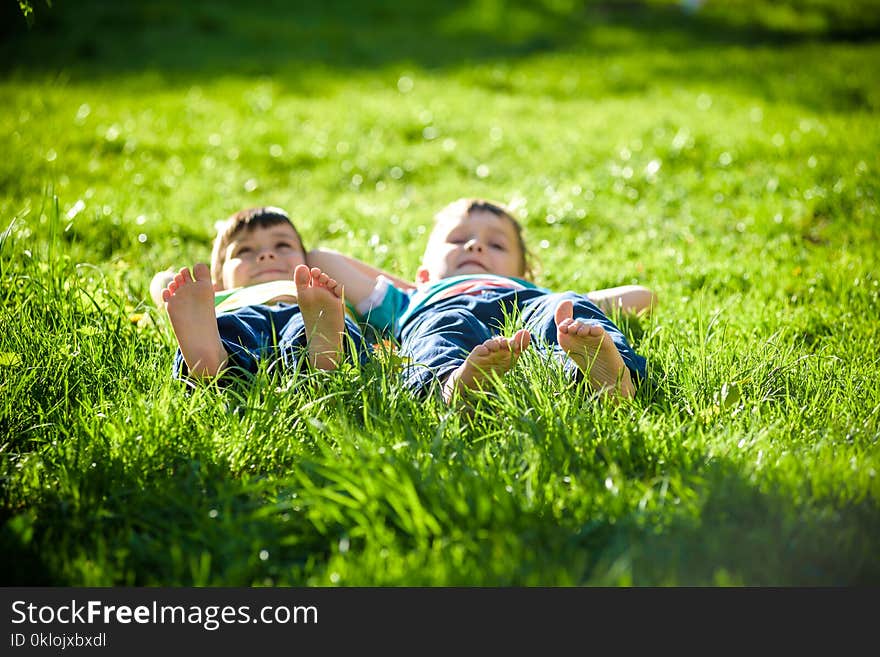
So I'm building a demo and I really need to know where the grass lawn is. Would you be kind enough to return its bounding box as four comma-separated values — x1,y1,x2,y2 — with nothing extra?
1,0,878,585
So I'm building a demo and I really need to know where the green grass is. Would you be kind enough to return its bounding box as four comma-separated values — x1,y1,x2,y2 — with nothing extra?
1,0,878,585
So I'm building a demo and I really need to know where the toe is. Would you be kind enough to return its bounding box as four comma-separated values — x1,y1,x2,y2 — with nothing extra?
472,344,490,358
192,263,211,281
570,320,589,336
294,264,311,286
554,299,574,327
558,318,575,333
515,329,531,351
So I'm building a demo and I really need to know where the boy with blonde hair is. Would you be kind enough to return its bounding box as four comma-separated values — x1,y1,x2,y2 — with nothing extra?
309,198,651,403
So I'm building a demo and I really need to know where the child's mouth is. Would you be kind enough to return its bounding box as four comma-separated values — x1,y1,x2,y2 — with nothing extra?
458,260,486,270
256,268,289,278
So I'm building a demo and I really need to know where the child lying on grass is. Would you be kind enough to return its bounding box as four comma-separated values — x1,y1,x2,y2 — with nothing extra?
156,206,368,380
309,198,652,403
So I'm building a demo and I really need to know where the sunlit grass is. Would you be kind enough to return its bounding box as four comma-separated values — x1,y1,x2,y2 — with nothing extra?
1,0,878,585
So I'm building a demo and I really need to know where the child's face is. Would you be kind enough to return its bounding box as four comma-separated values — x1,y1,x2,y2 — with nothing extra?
417,209,524,283
219,223,306,290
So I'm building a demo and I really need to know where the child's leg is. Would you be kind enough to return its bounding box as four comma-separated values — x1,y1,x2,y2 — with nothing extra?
204,304,365,379
520,292,645,400
163,264,229,378
442,330,530,403
399,306,526,399
294,265,346,371
555,300,634,399
399,308,490,393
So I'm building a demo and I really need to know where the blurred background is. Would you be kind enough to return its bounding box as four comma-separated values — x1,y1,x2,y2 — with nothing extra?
2,0,878,289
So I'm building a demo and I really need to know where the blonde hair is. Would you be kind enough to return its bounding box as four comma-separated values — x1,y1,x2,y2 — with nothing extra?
433,198,532,278
210,207,304,285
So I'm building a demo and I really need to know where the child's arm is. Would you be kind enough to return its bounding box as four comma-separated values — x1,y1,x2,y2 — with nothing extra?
308,248,415,290
307,248,414,306
307,249,412,333
587,285,657,317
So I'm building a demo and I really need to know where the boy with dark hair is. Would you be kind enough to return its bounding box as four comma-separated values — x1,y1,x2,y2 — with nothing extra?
158,206,368,380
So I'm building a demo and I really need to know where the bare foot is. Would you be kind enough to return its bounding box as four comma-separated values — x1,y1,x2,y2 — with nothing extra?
295,264,345,370
442,329,531,403
162,263,228,378
555,300,634,400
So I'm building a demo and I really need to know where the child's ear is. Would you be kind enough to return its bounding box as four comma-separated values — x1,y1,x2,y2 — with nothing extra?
416,268,430,284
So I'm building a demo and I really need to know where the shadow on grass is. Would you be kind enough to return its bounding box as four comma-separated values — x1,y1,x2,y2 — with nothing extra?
3,1,879,81
0,452,334,586
0,511,53,585
6,420,879,585
590,456,880,585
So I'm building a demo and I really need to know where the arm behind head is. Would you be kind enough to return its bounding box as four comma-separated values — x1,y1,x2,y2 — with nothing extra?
587,285,658,317
307,248,415,306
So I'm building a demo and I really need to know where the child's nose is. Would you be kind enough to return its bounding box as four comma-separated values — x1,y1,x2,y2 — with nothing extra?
464,239,483,252
257,249,276,260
